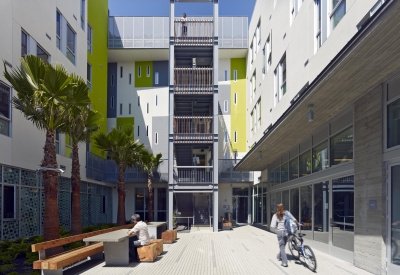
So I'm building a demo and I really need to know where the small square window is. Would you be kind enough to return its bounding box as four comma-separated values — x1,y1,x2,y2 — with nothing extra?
224,70,228,81
233,70,237,81
120,66,123,78
138,66,141,78
146,66,150,77
137,126,140,136
155,72,159,84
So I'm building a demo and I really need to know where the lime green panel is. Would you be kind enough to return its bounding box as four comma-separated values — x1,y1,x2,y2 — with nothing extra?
230,58,246,153
88,0,108,157
135,61,153,87
117,117,135,132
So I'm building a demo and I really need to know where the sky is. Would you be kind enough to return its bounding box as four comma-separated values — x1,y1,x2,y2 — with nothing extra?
108,0,257,21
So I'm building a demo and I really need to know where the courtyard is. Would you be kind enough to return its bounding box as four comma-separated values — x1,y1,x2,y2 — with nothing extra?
66,226,371,275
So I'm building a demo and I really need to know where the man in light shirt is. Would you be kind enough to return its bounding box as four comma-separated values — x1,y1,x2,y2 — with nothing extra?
127,214,150,261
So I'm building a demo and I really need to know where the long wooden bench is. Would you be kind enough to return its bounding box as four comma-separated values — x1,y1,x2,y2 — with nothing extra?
32,223,133,275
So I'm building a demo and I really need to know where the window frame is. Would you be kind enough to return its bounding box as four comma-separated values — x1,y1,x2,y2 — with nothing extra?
233,70,237,82
21,30,29,57
146,65,150,77
224,100,228,113
66,24,76,64
155,72,159,84
3,184,17,220
330,0,346,32
87,62,92,91
80,0,85,30
138,66,141,78
56,11,62,50
0,81,12,137
87,23,92,53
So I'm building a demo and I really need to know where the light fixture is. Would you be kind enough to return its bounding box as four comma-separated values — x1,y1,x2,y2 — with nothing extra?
308,104,314,122
192,57,197,68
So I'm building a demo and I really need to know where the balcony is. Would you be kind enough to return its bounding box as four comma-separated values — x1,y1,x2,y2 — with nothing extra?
174,166,213,184
174,116,213,143
174,67,213,94
174,17,213,46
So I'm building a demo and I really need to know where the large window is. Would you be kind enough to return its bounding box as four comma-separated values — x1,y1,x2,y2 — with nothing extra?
80,0,85,30
56,11,61,49
330,0,346,31
66,25,76,64
289,157,299,180
387,76,400,148
37,45,49,63
312,140,328,172
315,0,322,51
299,150,311,177
3,185,17,219
314,181,329,244
87,62,92,91
300,185,313,239
21,30,28,56
274,54,286,106
0,82,11,137
330,126,353,166
87,24,92,53
390,165,400,266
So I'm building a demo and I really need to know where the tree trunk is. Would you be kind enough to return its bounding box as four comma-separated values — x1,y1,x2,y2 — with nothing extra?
70,143,82,235
42,129,62,256
117,163,126,225
148,174,154,222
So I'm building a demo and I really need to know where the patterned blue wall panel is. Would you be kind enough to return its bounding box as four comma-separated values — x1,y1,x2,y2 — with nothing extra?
80,181,87,193
20,187,40,237
0,165,2,182
88,183,95,194
3,220,19,240
58,191,71,230
21,170,37,187
3,166,19,184
81,193,89,227
40,190,44,236
59,177,71,191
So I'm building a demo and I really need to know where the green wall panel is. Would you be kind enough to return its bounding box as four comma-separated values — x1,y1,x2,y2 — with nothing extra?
135,61,153,87
117,117,135,132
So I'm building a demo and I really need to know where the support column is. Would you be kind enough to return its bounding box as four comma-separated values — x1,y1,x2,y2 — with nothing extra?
213,189,218,232
168,189,174,230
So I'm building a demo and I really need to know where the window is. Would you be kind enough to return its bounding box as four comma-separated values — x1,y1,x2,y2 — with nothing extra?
111,74,114,86
55,130,60,154
66,24,76,64
138,66,141,77
155,132,158,144
250,43,254,63
256,21,261,46
80,0,85,30
234,131,237,143
267,34,271,68
250,111,254,135
37,45,49,63
234,93,237,104
129,73,132,85
66,134,73,147
129,103,131,114
233,70,237,81
146,65,150,77
120,103,122,115
87,24,92,53
224,131,228,142
137,126,140,136
155,95,158,106
146,126,148,136
111,96,114,108
315,0,322,51
330,0,346,31
274,54,286,106
3,185,16,219
138,96,140,106
257,99,261,128
56,11,61,49
330,126,353,166
155,72,159,84
224,70,228,81
21,30,28,56
147,103,149,114
87,62,92,91
224,100,228,113
120,66,123,78
0,82,11,137
119,126,122,130
252,73,256,101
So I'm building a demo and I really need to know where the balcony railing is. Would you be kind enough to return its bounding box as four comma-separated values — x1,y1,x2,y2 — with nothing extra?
174,17,213,46
174,166,213,184
174,116,213,143
174,67,213,94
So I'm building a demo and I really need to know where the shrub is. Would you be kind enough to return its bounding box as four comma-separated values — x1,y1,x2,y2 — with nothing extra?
0,263,16,273
5,272,20,275
60,226,70,238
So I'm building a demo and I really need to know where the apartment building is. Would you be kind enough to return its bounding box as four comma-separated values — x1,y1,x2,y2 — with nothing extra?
0,0,113,240
235,0,400,273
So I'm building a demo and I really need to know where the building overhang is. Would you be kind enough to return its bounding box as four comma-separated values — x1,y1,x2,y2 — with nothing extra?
235,0,400,172
108,49,169,62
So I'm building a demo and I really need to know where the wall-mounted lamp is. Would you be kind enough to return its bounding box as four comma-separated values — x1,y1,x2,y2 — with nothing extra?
192,58,197,68
308,104,314,122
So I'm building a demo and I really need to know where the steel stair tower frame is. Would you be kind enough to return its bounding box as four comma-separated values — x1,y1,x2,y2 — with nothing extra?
168,0,219,232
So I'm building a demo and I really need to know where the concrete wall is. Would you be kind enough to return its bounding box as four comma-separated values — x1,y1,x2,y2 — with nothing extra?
353,85,386,274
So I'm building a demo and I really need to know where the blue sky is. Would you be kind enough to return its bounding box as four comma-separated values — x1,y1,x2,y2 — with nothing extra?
108,0,256,21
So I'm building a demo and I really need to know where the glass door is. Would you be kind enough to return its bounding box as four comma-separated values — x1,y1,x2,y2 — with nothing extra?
232,196,249,224
135,188,149,221
388,163,400,274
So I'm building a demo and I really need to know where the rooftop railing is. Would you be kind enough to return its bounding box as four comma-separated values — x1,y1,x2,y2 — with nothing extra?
174,17,214,46
174,67,213,94
174,116,213,143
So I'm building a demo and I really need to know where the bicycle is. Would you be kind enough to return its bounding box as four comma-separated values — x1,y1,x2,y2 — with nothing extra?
288,224,317,272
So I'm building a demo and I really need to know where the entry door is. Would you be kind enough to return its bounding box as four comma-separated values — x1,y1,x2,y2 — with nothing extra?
232,196,248,224
388,163,400,274
135,188,148,221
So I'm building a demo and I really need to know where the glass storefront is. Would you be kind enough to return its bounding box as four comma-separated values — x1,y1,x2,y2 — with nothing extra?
330,126,353,166
300,185,312,240
390,165,400,266
314,181,329,244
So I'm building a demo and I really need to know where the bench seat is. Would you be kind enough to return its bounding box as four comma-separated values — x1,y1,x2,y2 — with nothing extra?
137,243,158,262
150,239,163,255
34,242,104,270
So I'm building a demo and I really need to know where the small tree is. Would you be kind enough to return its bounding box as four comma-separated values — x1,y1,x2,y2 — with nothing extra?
94,125,144,225
62,76,102,235
4,56,74,254
140,150,163,222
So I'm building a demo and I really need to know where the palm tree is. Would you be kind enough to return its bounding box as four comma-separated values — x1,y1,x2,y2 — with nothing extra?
94,125,145,225
61,76,102,235
3,55,74,250
140,150,163,222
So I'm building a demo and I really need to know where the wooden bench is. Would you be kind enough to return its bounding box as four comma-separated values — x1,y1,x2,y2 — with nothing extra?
32,223,133,275
137,243,158,262
161,230,177,244
221,217,232,230
150,239,163,255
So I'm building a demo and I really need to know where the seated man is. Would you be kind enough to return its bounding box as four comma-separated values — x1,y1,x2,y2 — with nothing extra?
127,214,150,261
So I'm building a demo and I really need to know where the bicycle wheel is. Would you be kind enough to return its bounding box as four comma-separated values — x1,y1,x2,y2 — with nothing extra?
303,245,317,272
288,235,300,260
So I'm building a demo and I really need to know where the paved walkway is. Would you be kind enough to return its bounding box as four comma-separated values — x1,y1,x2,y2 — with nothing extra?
66,225,371,275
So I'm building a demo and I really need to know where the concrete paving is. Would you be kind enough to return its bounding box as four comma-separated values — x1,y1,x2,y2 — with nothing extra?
66,225,372,275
